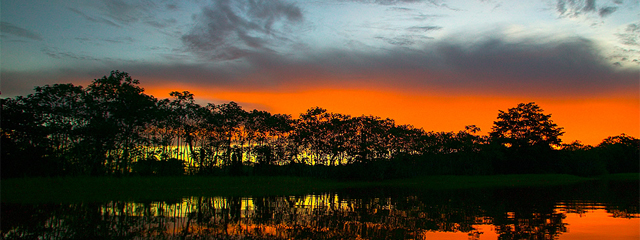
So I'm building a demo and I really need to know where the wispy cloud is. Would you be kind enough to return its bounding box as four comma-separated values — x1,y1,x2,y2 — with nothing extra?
42,47,104,61
100,0,141,25
340,0,460,11
555,0,625,18
0,22,43,40
74,36,135,44
406,26,442,32
338,0,425,5
181,0,303,60
70,1,179,30
617,23,640,46
68,7,121,27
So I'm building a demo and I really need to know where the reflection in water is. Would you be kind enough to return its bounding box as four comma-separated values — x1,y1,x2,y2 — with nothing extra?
2,181,638,239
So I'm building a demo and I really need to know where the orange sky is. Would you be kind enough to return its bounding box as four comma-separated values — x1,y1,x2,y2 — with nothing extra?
144,84,639,146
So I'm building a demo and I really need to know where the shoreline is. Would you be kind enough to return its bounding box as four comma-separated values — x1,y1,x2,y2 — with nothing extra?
2,173,637,204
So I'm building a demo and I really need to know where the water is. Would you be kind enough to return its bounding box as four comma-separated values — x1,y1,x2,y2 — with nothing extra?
2,180,638,239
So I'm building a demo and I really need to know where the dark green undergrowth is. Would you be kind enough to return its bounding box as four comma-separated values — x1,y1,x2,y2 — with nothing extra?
3,174,636,204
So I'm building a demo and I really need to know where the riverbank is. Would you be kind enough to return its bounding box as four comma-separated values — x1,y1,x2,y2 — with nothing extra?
2,174,637,203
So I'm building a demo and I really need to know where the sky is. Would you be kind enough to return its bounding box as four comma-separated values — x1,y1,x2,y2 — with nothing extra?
2,0,639,145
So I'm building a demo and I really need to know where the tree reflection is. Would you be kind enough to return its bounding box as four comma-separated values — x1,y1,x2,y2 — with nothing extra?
493,212,566,240
2,184,638,239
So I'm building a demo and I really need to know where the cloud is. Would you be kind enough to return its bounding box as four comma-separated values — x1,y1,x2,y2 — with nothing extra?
598,6,617,17
617,23,640,46
98,0,147,25
584,0,596,12
406,26,442,32
118,33,637,98
373,25,440,46
145,18,178,28
339,0,424,4
0,22,43,40
74,36,135,44
68,7,120,27
70,1,179,30
4,28,637,100
340,0,460,10
429,37,635,94
181,0,303,60
555,0,626,18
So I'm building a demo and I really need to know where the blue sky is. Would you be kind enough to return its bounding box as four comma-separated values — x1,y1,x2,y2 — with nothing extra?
2,0,639,143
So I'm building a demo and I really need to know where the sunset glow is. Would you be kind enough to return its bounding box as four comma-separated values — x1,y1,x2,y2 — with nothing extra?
144,84,639,146
3,0,639,145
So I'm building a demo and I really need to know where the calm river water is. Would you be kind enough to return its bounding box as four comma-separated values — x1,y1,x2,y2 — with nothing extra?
2,179,638,239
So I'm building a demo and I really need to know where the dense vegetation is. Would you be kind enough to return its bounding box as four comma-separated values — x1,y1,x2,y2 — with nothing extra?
2,71,638,179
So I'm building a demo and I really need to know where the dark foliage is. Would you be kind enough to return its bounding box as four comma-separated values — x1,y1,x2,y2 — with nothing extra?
2,71,638,179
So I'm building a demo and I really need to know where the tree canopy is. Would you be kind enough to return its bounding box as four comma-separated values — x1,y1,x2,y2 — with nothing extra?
489,102,564,149
1,71,637,178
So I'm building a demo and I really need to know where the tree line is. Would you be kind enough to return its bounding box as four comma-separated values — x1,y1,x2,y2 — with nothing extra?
2,71,638,178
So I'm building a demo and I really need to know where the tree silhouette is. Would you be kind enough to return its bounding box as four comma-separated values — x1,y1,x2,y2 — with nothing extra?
490,102,564,149
489,102,564,173
2,71,638,178
595,134,639,173
84,70,157,175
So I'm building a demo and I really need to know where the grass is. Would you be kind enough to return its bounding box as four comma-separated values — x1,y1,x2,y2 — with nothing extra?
2,173,636,204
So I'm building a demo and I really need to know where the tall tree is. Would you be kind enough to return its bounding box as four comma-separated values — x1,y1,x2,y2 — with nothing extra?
489,102,564,173
490,102,563,149
29,84,88,174
84,70,157,175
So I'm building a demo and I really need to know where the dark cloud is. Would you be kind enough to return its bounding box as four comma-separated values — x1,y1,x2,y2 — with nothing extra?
0,22,43,40
139,35,638,98
181,0,303,60
250,36,636,97
598,6,617,17
584,0,596,12
430,37,634,94
4,32,637,100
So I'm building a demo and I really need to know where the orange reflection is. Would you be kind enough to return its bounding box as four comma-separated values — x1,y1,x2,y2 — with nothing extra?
561,209,640,240
423,225,499,239
143,85,639,146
